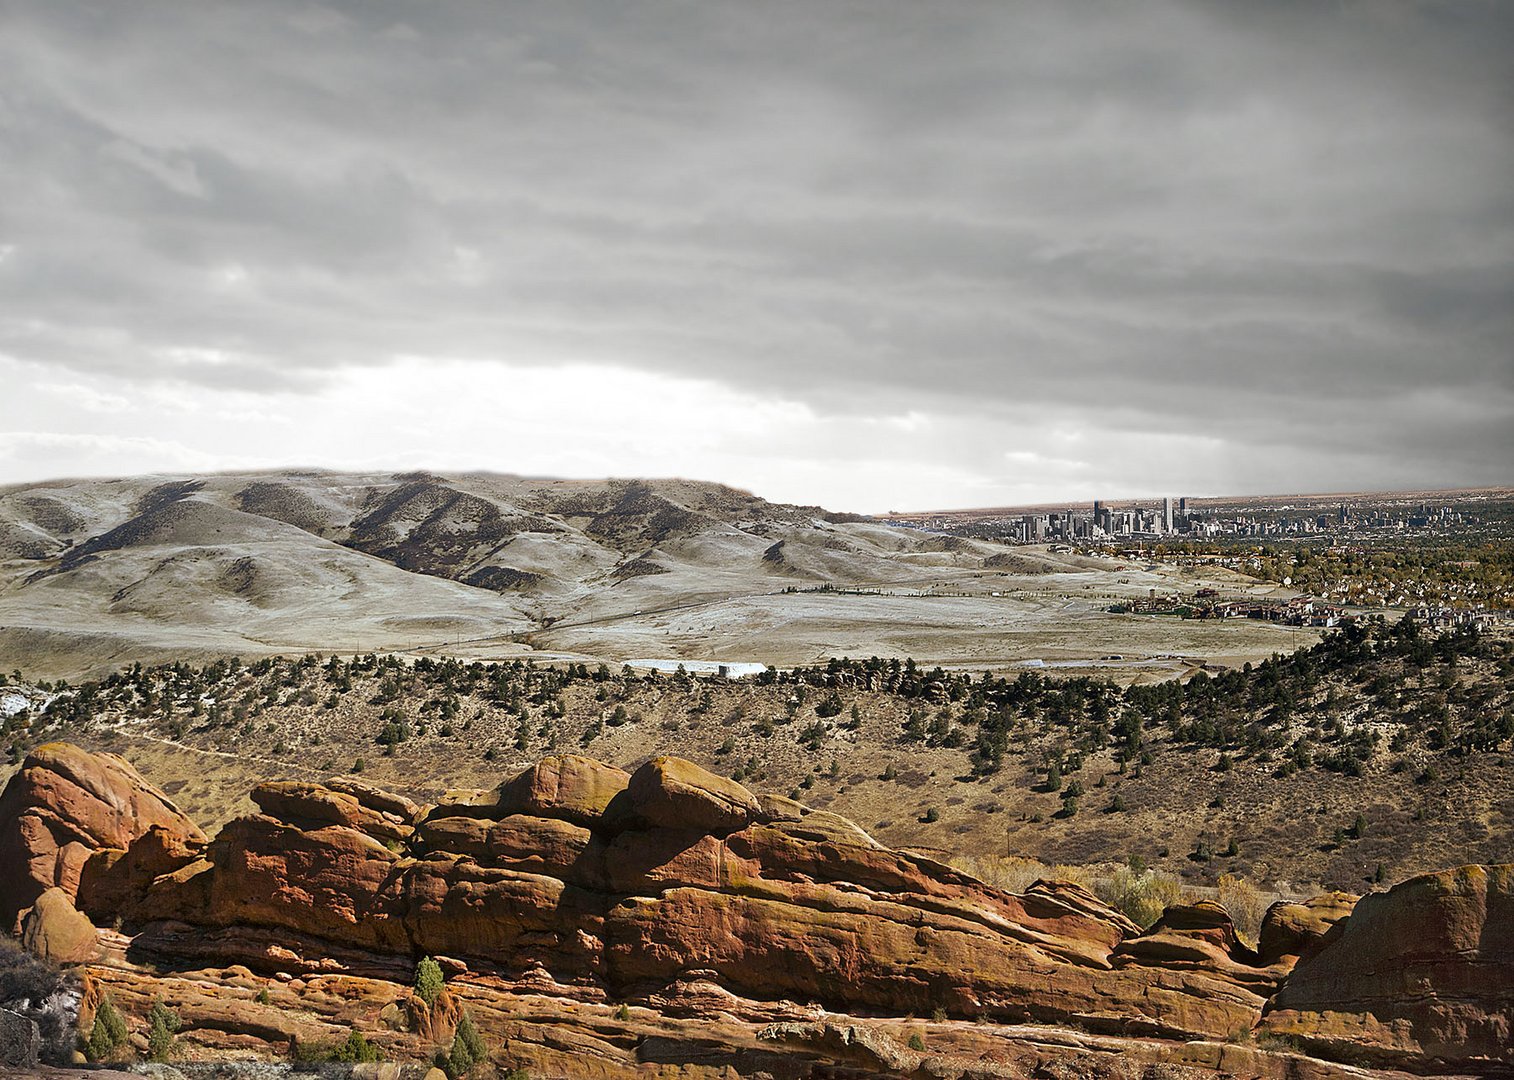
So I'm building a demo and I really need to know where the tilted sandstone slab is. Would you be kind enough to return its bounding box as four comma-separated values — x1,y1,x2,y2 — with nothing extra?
1261,864,1513,1073
0,742,204,929
324,775,423,824
493,753,630,826
624,755,761,831
251,780,414,842
1113,900,1275,993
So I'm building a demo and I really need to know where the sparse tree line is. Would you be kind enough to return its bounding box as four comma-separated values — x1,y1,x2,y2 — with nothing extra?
6,618,1511,804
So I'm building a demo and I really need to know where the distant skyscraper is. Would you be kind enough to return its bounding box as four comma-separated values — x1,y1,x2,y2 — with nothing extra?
1162,497,1174,535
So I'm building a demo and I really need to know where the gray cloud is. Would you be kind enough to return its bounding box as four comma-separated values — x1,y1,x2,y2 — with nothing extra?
0,0,1510,501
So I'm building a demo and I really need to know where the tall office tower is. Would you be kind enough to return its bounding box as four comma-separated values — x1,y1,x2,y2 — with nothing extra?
1178,497,1187,515
1162,496,1174,535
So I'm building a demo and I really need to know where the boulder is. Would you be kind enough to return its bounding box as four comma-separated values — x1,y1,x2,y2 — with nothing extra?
202,815,408,952
1121,900,1254,962
1112,901,1276,1004
494,754,630,826
19,887,97,965
0,1007,41,1069
623,756,759,832
77,824,206,921
0,743,205,928
1257,890,1357,967
324,777,422,824
414,813,604,888
251,781,411,843
1262,864,1514,1071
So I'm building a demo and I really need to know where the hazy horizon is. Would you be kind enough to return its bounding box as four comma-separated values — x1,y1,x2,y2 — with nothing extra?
2,1,1510,510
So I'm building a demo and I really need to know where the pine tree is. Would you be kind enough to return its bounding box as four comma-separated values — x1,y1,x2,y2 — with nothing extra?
146,1000,181,1062
86,995,129,1061
414,956,444,1007
448,1011,486,1077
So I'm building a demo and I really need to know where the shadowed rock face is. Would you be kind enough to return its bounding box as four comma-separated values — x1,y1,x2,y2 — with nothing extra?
1,745,1509,1076
0,742,205,930
1263,864,1514,1072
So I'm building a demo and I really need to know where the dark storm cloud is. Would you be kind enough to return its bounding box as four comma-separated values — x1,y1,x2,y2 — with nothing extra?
0,0,1510,494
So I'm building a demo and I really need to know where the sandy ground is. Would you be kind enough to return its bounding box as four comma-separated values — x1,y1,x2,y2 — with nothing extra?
0,556,1316,683
489,564,1318,681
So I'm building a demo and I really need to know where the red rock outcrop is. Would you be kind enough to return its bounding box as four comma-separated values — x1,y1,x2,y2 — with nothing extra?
76,822,207,922
2,745,1507,1077
114,755,1279,1042
249,780,414,843
623,755,760,831
493,753,629,825
0,742,205,930
1257,890,1358,968
18,886,97,964
1261,864,1513,1073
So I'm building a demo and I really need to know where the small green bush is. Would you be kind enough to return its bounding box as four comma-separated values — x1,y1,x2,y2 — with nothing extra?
414,955,444,1008
447,1011,486,1077
1094,866,1183,929
146,1000,181,1062
85,995,129,1061
329,1028,381,1063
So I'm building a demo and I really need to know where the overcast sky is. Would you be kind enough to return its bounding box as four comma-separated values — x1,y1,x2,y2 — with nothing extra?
1,1,1510,512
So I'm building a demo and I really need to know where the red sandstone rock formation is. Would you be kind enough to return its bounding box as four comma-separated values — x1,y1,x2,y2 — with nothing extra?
1262,864,1513,1073
0,742,205,930
2,745,1508,1076
1257,889,1358,968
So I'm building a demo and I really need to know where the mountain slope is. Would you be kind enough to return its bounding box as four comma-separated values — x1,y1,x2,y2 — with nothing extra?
0,469,1315,681
0,470,1018,677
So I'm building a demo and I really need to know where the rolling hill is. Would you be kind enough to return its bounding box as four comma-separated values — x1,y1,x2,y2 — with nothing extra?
0,470,1020,679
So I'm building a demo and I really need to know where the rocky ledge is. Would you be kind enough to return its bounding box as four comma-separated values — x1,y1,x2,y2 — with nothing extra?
1,743,1509,1078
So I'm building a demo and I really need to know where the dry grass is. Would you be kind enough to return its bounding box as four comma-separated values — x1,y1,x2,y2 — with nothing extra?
1218,873,1268,948
948,855,1190,931
948,854,1054,895
1094,866,1185,929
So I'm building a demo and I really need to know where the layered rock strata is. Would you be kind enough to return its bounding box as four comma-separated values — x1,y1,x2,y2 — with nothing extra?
2,744,1508,1077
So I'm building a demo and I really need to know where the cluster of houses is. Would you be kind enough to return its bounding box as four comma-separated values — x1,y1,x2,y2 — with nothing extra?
1118,594,1512,631
1113,591,1346,627
1201,596,1346,627
1409,604,1502,630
